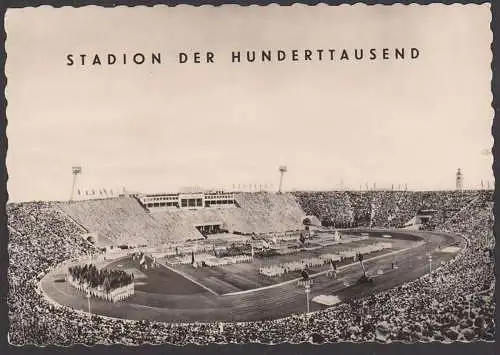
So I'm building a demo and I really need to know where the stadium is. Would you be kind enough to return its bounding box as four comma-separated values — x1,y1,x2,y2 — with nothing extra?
5,3,496,347
7,184,495,345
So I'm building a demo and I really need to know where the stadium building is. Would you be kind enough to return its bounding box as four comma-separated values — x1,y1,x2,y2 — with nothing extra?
137,191,236,210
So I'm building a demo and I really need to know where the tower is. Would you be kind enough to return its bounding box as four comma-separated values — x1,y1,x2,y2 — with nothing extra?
456,168,463,191
70,166,82,201
278,165,287,193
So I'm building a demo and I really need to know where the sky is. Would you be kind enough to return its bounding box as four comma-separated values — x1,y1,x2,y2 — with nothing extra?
5,4,493,202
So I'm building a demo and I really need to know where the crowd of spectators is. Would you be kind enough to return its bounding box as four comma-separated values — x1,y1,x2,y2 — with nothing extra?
8,202,100,344
294,190,492,229
7,190,495,345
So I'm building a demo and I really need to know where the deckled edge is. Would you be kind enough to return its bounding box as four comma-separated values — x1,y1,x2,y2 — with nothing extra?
0,1,496,9
1,1,497,350
1,1,8,351
491,0,499,352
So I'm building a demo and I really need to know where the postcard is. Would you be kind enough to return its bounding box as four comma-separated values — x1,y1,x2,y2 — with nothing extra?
5,4,494,345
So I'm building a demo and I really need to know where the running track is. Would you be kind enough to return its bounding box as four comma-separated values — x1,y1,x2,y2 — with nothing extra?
40,229,464,322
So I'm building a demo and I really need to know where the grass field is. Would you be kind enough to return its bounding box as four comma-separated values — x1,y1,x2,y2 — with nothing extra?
106,258,209,295
168,236,419,295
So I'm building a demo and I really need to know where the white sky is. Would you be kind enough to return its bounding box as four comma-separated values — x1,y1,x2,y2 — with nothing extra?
5,4,493,202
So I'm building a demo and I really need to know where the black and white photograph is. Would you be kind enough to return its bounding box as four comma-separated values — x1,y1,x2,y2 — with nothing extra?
4,4,495,346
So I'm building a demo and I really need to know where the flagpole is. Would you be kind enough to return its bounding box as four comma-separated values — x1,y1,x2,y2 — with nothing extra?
86,290,91,313
305,283,311,314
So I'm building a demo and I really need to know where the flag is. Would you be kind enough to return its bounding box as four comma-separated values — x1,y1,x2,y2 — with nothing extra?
85,190,89,196
191,251,195,264
262,240,270,248
139,254,146,265
272,236,278,245
92,189,96,195
103,188,107,195
78,189,81,195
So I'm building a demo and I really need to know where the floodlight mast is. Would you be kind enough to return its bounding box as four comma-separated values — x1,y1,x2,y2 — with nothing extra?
70,166,82,201
278,165,287,193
